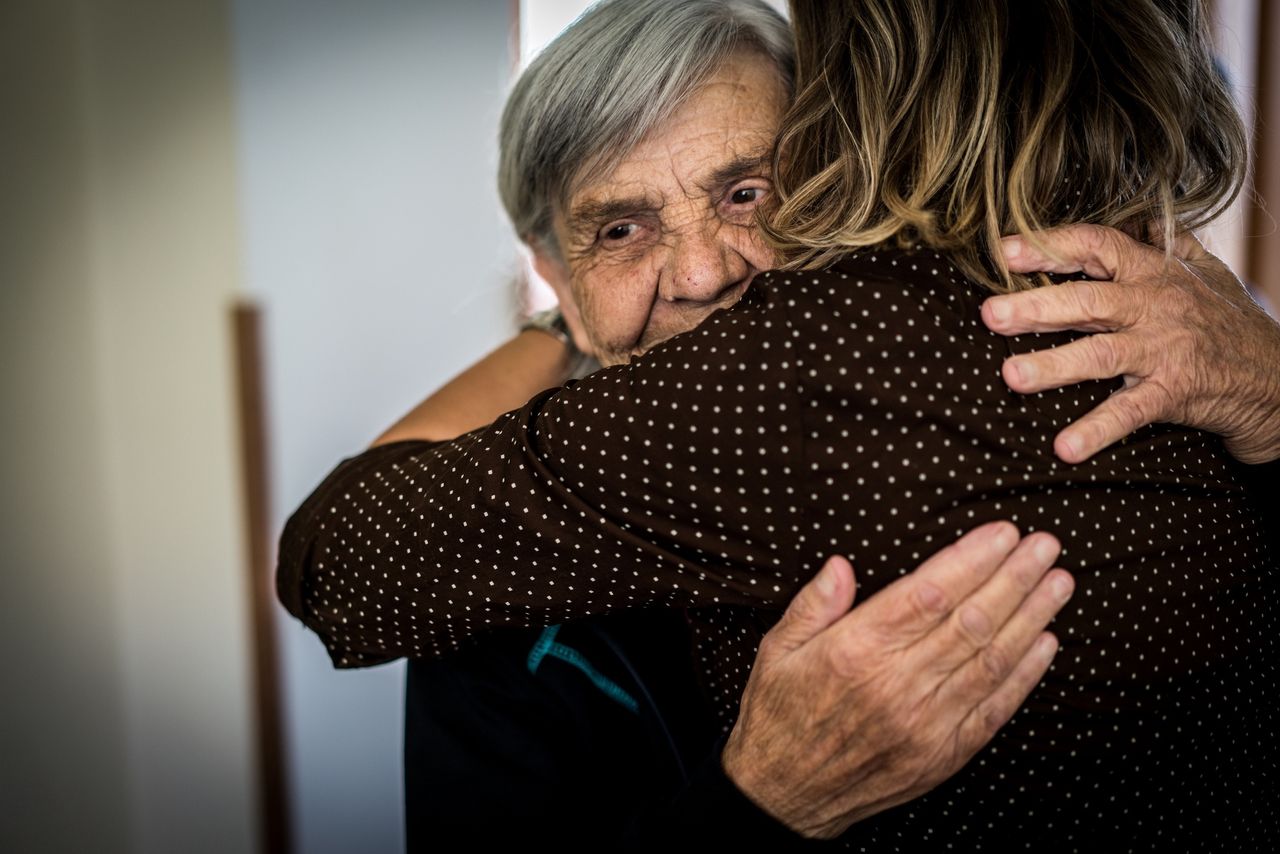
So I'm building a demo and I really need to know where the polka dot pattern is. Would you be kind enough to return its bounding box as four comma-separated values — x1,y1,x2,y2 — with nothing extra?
278,246,1276,849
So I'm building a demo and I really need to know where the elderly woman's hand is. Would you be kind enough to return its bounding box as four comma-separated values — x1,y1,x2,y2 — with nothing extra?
722,523,1071,840
981,224,1280,465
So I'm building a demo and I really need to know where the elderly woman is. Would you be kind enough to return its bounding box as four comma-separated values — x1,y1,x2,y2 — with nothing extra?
280,0,1280,847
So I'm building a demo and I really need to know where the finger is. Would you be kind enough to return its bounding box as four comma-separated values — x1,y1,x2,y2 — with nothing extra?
956,631,1061,752
982,280,1141,336
999,224,1156,279
1002,331,1146,394
914,533,1062,675
1054,382,1171,464
938,568,1073,706
849,521,1020,647
761,555,858,658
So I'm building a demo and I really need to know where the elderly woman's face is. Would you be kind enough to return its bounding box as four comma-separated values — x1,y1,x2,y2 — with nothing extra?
538,54,787,367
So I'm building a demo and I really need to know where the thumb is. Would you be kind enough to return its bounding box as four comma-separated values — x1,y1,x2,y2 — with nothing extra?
763,555,857,658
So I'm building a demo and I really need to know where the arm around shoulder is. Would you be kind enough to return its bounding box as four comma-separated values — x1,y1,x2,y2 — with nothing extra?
275,291,808,666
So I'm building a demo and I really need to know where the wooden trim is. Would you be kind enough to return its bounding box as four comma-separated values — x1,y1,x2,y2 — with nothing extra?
1248,0,1280,307
233,302,293,854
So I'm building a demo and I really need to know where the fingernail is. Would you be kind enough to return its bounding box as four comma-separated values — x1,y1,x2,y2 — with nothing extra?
1012,359,1036,385
1004,359,1022,385
986,298,1010,325
1038,634,1060,656
1001,236,1023,262
1059,434,1081,460
815,561,837,597
992,522,1019,551
1051,574,1073,601
1032,535,1059,564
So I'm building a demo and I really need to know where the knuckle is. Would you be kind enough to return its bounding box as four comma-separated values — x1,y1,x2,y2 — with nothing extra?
1104,226,1133,257
910,579,951,621
755,631,780,659
823,639,861,679
1020,290,1048,322
956,602,995,648
1100,225,1132,261
1071,284,1100,321
1082,413,1114,450
1138,381,1178,421
1087,281,1116,315
1087,334,1122,376
1081,223,1111,254
978,642,1011,683
1110,391,1150,428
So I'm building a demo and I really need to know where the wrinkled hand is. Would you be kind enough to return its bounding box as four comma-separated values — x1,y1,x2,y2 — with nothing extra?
722,522,1072,840
981,224,1280,464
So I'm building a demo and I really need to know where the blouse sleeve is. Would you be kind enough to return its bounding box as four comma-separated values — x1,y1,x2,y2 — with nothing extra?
276,283,811,667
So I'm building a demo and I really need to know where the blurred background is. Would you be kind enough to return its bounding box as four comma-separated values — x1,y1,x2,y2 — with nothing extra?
0,2,1273,853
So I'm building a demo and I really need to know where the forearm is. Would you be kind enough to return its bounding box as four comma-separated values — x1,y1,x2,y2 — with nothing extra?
372,329,575,446
276,301,807,667
276,399,795,667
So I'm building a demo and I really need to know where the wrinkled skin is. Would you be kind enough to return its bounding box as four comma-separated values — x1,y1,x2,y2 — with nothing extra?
531,54,784,367
723,524,1072,838
984,226,1280,465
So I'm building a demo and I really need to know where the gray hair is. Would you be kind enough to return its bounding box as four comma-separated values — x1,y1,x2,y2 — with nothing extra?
499,0,794,255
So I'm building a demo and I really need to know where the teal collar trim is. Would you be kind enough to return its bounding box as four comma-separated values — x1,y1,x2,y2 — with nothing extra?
526,624,562,674
527,624,640,714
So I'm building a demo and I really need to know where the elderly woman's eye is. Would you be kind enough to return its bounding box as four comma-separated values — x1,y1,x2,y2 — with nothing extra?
730,187,764,205
603,223,637,242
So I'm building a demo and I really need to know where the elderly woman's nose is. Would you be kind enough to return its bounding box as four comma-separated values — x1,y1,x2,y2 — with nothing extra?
660,231,748,302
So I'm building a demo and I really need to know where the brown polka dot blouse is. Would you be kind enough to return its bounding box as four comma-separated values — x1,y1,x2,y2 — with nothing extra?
278,246,1277,850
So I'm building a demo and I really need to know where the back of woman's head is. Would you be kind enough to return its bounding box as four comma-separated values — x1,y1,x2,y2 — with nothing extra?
765,0,1247,292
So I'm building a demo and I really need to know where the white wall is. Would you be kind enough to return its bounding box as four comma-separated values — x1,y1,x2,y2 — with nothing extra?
230,2,517,852
1,2,259,853
520,0,787,61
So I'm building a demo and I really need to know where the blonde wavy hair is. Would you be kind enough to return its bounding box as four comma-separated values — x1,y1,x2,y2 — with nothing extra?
764,0,1248,293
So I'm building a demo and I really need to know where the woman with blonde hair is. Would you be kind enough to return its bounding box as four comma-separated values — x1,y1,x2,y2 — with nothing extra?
729,0,1274,845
